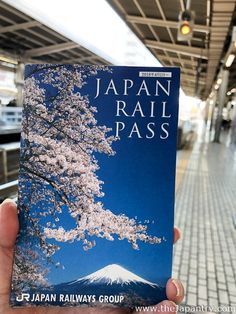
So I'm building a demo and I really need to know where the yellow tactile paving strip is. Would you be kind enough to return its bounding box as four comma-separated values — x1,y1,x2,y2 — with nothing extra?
175,148,193,194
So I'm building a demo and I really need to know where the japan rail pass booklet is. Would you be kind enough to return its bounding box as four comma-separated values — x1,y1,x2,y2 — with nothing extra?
11,65,180,308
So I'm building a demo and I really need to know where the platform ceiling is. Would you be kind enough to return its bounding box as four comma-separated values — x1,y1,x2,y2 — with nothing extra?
107,0,236,100
1,0,236,100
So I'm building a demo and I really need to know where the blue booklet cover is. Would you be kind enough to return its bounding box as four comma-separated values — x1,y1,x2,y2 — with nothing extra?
11,65,180,308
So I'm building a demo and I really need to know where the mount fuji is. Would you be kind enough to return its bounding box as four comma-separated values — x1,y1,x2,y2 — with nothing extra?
68,264,158,287
51,264,166,306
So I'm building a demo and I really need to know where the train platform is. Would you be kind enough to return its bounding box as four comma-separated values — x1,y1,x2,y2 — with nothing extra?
173,126,236,311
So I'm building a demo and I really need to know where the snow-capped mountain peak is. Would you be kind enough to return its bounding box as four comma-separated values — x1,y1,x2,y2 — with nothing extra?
70,264,157,287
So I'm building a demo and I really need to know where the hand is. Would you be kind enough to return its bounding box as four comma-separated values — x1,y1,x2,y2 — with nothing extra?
0,199,184,314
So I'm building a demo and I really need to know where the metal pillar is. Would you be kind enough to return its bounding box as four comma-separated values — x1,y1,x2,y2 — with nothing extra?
213,69,229,142
230,99,236,144
204,99,210,125
209,93,217,131
15,62,24,107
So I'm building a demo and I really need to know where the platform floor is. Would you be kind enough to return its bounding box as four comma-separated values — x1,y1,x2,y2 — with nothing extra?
173,128,236,311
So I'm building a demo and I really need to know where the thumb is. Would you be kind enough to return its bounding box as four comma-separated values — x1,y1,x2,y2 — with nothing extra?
0,199,19,248
0,199,19,308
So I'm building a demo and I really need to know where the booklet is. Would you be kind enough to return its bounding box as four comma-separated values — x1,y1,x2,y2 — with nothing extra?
11,64,180,308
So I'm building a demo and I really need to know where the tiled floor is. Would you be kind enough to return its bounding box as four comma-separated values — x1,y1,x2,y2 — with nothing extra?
174,130,236,311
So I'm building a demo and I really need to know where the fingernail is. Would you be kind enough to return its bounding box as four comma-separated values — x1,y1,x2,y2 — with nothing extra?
169,301,176,307
172,279,181,297
1,198,15,205
162,300,176,313
163,300,176,307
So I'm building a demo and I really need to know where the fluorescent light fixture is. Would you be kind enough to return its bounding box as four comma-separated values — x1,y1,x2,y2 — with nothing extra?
0,55,18,64
217,78,222,85
2,0,161,66
0,87,18,93
226,54,235,67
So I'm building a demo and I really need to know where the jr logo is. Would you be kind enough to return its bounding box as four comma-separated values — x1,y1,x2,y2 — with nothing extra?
16,293,30,302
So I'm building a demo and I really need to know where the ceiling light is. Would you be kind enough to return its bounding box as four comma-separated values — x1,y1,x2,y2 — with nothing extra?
226,54,235,67
0,87,17,93
180,23,192,35
0,55,18,65
217,78,222,85
215,84,219,90
177,10,194,41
